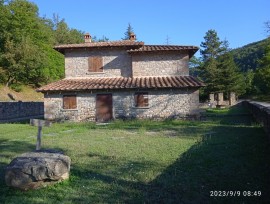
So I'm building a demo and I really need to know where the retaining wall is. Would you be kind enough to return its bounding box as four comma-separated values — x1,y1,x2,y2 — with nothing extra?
0,102,44,122
241,101,270,139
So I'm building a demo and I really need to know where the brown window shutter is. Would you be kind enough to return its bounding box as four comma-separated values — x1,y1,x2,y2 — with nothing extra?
69,96,77,109
88,56,103,72
135,92,148,107
63,95,77,109
137,94,144,107
63,96,69,109
88,57,94,72
143,95,149,106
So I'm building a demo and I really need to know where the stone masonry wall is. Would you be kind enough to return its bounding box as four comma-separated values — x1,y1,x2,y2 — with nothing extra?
0,102,44,122
132,52,189,77
44,89,199,122
241,101,270,140
65,48,132,78
65,49,189,78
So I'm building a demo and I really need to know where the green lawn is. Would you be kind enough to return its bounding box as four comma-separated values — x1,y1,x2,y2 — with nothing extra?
0,109,270,203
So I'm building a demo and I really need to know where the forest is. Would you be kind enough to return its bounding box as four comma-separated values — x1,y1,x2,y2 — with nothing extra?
0,0,269,99
191,29,270,99
0,0,87,89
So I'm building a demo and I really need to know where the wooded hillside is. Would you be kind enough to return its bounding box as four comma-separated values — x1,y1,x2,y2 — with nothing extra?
0,0,84,89
230,38,268,72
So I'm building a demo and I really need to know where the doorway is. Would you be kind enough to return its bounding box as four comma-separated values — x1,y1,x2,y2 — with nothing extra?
96,94,113,122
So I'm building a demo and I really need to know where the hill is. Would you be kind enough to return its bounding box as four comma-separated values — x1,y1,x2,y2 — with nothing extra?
0,85,43,102
230,38,268,72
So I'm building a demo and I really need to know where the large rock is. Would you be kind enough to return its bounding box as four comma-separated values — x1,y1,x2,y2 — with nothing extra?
5,151,71,190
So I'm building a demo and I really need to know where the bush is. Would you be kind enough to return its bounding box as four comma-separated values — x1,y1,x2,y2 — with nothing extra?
10,84,23,92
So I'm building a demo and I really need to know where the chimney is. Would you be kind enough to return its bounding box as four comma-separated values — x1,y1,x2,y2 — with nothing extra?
84,33,92,43
129,32,136,41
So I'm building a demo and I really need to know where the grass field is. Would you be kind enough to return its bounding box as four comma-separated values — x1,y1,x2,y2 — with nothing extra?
0,107,270,203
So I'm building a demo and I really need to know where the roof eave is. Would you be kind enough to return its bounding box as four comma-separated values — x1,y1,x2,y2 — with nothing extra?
128,47,199,58
37,85,205,93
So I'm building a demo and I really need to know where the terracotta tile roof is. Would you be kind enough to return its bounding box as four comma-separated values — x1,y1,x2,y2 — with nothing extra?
54,41,144,52
54,42,199,57
128,45,199,57
37,76,204,92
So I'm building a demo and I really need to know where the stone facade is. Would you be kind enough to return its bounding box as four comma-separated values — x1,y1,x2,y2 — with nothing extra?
44,89,199,122
65,48,132,78
65,49,189,78
42,41,201,122
132,52,189,77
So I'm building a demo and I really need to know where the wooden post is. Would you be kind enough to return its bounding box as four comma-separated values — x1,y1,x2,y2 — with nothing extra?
30,119,51,151
36,126,42,151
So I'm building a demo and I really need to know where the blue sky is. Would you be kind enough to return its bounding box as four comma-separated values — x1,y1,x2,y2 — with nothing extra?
31,0,269,51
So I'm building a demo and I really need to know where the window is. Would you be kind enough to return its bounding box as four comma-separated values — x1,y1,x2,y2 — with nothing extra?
88,56,103,72
63,95,77,109
134,92,148,107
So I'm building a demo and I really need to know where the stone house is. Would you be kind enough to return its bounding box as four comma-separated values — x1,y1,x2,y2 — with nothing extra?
38,33,204,122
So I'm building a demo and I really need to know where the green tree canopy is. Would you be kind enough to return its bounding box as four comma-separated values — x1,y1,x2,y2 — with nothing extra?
199,29,225,94
199,29,245,96
254,38,270,94
218,52,246,95
122,23,134,40
0,0,86,87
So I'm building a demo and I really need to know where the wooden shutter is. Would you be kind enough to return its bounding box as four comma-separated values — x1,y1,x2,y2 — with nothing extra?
135,92,148,107
143,94,149,107
63,95,77,109
88,56,103,72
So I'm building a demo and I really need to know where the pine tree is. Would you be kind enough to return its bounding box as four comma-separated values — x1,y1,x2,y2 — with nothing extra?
199,29,225,94
218,52,246,95
122,23,134,40
200,30,225,61
199,29,245,96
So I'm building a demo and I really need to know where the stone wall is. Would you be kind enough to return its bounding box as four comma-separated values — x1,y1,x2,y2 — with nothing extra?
209,92,236,108
0,102,44,122
65,49,189,79
65,48,132,78
44,88,199,122
132,52,189,77
241,101,270,139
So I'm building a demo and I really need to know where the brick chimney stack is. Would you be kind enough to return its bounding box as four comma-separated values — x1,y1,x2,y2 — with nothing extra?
84,33,92,43
129,32,136,41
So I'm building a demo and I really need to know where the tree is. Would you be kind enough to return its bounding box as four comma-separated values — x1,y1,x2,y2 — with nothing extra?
122,23,134,40
1,37,46,86
52,14,84,45
200,29,225,61
265,21,270,36
0,1,85,87
253,22,270,94
199,29,245,97
218,52,246,96
0,0,50,86
244,69,256,95
92,35,109,42
199,29,225,94
254,38,270,94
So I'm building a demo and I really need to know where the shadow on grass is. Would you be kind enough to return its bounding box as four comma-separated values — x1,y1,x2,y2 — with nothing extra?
141,125,270,203
202,105,254,126
1,115,270,203
65,124,270,203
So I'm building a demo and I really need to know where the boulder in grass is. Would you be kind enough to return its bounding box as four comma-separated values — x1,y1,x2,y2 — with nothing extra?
5,151,71,191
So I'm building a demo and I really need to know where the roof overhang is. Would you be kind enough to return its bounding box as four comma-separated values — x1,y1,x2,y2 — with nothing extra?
37,76,205,93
